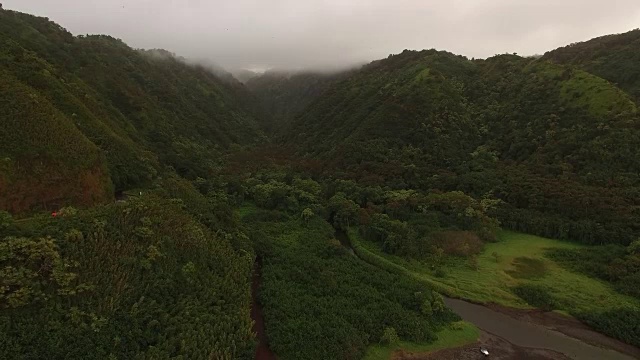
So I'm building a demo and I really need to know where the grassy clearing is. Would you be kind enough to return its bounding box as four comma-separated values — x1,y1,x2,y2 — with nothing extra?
560,69,636,116
364,321,479,360
350,230,640,313
506,257,547,279
347,228,455,296
412,67,432,84
528,61,636,116
238,202,260,218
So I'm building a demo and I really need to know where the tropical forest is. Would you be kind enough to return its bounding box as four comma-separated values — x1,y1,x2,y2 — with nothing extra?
1,4,640,360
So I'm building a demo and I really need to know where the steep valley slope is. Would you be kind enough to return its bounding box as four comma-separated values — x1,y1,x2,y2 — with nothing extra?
0,9,265,212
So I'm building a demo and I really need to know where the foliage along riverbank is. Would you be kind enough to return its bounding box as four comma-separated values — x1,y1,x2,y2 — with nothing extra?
348,229,640,349
239,204,461,360
363,321,479,360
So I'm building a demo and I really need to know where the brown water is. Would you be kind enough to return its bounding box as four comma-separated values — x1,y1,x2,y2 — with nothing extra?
444,297,635,360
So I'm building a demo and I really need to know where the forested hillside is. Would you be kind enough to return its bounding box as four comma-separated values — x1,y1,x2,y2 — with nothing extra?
543,29,640,104
284,49,640,247
0,71,112,212
273,47,640,349
0,9,264,212
0,9,263,359
1,174,257,359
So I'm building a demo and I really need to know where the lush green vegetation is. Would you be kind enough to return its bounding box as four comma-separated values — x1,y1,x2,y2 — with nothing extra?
543,29,640,104
0,9,264,212
241,205,459,360
363,321,479,360
547,240,640,346
548,240,640,299
350,230,640,346
0,8,262,359
3,5,640,358
1,176,256,359
577,308,640,348
0,70,112,212
283,50,640,247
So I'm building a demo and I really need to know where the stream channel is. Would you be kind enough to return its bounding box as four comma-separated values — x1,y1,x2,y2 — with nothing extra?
444,297,635,360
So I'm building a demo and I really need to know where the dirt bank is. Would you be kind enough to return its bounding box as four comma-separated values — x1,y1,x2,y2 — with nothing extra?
485,303,640,359
394,331,571,360
251,259,277,360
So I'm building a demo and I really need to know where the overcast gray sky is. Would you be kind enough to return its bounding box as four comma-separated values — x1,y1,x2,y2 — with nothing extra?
5,0,640,71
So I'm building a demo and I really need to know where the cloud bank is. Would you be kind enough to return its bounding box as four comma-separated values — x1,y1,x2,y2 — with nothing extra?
6,0,640,71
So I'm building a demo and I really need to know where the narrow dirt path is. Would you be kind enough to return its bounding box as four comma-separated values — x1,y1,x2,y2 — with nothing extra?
251,258,277,360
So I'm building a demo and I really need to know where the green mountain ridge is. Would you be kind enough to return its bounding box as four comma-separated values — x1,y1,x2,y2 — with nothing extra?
0,9,265,212
283,49,640,245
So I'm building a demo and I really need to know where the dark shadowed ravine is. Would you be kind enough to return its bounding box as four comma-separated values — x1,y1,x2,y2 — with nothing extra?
444,298,636,360
335,229,355,256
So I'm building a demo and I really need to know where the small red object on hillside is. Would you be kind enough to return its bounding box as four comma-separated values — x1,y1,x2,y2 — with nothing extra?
51,212,57,217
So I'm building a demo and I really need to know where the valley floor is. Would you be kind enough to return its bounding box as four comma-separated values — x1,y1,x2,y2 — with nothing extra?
350,230,640,359
351,230,640,314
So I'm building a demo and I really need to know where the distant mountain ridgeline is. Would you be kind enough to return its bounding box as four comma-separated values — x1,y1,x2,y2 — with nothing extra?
246,69,353,130
0,9,264,213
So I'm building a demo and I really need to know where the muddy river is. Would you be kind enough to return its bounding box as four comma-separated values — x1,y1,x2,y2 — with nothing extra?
444,297,635,360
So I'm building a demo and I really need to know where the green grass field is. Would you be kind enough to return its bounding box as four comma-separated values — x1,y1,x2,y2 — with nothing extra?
364,321,480,360
237,202,260,218
351,230,640,314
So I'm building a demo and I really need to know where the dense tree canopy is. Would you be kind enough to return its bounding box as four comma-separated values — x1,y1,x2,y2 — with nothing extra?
280,49,640,246
0,9,264,212
1,181,255,359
